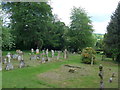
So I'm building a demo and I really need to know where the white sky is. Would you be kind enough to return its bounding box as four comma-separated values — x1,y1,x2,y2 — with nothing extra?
50,0,119,34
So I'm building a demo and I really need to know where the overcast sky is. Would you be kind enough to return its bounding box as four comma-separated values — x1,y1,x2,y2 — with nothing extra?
50,0,119,34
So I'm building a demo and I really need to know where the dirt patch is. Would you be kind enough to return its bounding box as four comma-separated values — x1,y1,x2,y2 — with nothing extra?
37,64,92,87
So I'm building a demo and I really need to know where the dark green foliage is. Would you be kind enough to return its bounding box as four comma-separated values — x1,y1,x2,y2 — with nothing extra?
104,2,120,62
68,7,95,52
2,2,53,50
2,2,68,50
2,27,15,50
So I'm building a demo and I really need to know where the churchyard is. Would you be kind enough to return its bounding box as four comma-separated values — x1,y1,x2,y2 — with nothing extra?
1,50,118,88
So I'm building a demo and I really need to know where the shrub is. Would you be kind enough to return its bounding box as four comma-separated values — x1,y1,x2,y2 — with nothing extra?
81,47,96,64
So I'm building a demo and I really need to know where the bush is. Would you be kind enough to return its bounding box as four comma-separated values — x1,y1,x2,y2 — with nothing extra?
81,47,96,64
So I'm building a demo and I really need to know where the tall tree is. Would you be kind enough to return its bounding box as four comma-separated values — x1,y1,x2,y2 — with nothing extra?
104,2,120,62
69,7,95,52
2,2,53,50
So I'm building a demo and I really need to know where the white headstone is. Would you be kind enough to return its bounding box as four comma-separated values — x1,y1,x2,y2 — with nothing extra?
31,48,34,53
18,55,22,61
36,48,39,54
46,49,48,57
64,49,67,59
51,50,54,58
6,52,11,63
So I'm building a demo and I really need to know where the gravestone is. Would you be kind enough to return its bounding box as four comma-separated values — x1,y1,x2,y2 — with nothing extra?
6,52,11,63
31,48,34,53
36,54,40,60
3,58,7,64
64,49,67,59
42,50,45,55
12,54,18,59
36,48,39,54
57,51,61,60
51,50,54,58
109,77,112,83
5,62,14,70
41,57,45,63
30,55,37,60
19,60,25,68
46,49,48,57
18,55,22,61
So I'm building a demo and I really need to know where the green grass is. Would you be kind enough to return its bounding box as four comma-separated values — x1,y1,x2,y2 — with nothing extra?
2,51,118,88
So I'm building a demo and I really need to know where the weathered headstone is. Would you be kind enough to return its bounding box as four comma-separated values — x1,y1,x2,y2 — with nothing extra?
6,52,11,63
57,51,60,60
30,55,36,60
46,49,48,57
19,60,25,68
18,55,22,61
64,49,67,59
12,54,18,59
51,50,54,58
5,62,14,70
41,57,45,63
3,58,7,64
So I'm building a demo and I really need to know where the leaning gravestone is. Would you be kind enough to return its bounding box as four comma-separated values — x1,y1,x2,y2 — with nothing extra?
5,62,14,70
19,60,25,68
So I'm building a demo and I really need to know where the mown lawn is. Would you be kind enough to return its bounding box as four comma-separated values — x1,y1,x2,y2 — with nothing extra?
2,51,118,88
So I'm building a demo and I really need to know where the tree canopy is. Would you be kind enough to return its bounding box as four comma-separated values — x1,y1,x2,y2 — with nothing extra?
68,7,95,52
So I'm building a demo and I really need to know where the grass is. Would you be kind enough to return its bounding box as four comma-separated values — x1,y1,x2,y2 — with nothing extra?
2,51,118,88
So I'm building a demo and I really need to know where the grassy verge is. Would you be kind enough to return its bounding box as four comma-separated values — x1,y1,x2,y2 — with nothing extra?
2,51,118,88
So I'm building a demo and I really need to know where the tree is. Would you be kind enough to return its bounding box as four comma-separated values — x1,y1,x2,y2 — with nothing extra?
69,7,95,52
2,2,53,50
104,2,120,62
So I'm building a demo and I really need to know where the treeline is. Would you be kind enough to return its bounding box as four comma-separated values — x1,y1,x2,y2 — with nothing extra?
2,2,95,52
103,2,120,62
